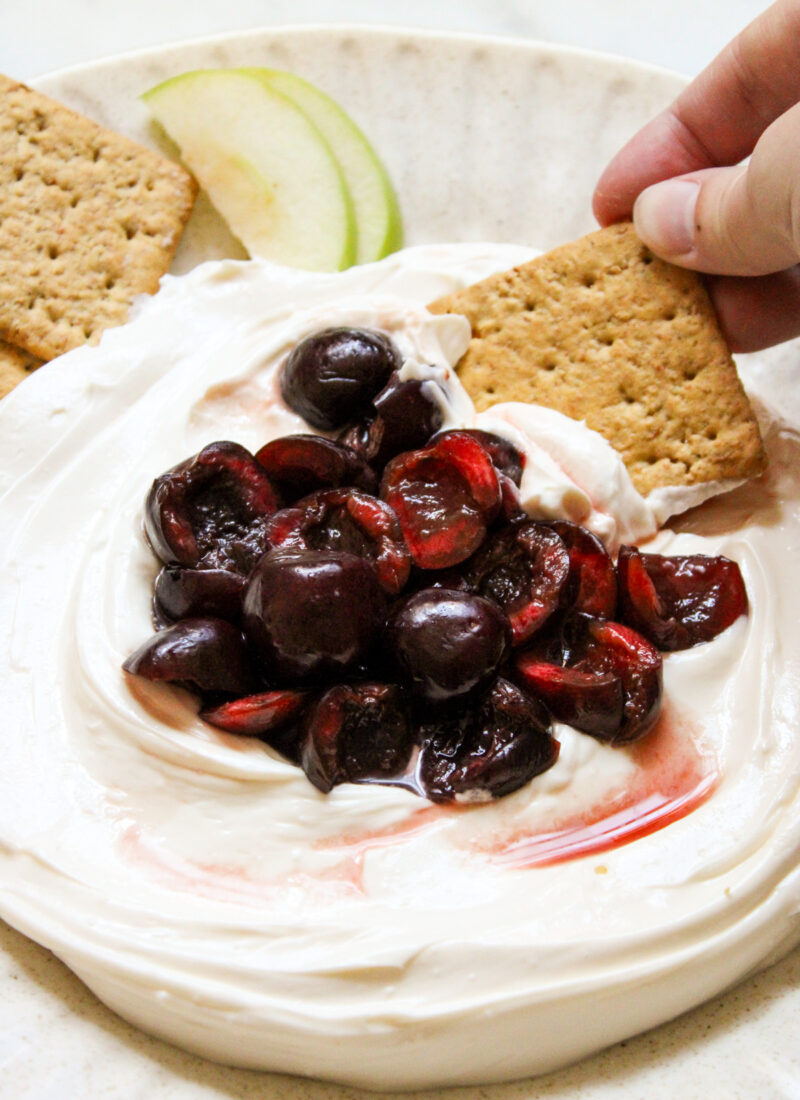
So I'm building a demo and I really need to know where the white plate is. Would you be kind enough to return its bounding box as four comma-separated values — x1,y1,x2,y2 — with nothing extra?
3,25,798,1099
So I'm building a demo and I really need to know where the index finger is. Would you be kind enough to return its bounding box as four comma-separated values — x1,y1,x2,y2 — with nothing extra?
593,0,800,225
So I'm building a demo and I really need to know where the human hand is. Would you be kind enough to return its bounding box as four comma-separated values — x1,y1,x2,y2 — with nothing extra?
593,0,800,352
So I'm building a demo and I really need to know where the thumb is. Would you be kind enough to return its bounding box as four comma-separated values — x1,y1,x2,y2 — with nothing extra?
632,100,800,277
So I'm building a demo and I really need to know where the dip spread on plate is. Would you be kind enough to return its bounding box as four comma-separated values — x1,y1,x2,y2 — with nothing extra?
0,244,798,1088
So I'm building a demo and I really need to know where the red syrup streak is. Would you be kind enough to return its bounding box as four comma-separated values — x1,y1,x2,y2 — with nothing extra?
315,704,719,871
486,702,719,869
315,803,455,854
119,714,718,897
119,824,367,904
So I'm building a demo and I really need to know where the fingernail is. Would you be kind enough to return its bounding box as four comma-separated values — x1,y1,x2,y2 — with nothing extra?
633,179,700,258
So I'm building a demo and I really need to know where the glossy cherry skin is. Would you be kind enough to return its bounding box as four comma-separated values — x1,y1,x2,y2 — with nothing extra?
153,565,246,626
513,657,624,742
242,548,387,684
302,682,413,793
254,434,373,501
265,488,411,594
466,521,570,644
122,618,257,696
546,520,618,619
617,545,748,650
515,614,662,744
280,327,400,430
386,588,511,705
144,441,277,573
364,372,445,468
417,677,559,802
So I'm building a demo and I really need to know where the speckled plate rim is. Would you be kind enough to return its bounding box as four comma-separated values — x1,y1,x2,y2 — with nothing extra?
2,23,798,1100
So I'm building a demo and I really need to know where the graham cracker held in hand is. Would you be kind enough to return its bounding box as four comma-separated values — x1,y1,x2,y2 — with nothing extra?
0,74,196,363
429,222,766,496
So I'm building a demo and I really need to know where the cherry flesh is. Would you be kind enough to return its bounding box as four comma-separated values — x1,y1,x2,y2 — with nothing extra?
126,325,752,806
302,683,413,793
255,434,374,502
201,689,310,762
265,488,410,594
432,428,525,486
467,521,570,644
417,677,558,803
515,614,662,744
380,432,501,569
145,441,277,573
514,656,624,742
546,520,618,619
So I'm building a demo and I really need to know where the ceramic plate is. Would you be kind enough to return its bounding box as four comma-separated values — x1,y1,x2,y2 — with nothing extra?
3,24,798,1099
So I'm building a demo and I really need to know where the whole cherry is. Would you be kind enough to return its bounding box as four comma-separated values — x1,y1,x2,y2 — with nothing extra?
280,327,400,430
243,547,387,684
386,588,511,705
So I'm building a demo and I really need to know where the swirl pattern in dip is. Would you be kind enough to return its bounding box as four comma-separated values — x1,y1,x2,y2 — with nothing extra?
1,244,799,1089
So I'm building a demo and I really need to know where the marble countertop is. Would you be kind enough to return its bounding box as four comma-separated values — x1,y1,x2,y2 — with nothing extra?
3,0,770,82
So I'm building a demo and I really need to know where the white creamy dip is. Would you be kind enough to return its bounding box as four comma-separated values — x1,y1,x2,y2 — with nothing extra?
0,244,799,1090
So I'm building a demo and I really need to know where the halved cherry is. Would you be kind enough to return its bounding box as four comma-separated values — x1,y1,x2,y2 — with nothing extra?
432,428,525,486
265,488,410,594
515,615,662,744
201,689,311,762
617,545,748,651
466,521,570,644
417,677,559,802
547,520,618,619
122,617,257,697
144,441,278,573
255,434,373,502
497,473,526,524
380,433,501,569
513,658,624,741
201,689,310,736
365,372,445,468
302,683,413,793
153,565,247,626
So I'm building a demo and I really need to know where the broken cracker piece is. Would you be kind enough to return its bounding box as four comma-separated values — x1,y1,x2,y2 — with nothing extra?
428,222,766,496
0,74,197,362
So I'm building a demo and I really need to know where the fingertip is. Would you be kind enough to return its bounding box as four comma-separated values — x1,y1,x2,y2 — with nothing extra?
592,160,636,226
591,185,622,228
632,179,700,261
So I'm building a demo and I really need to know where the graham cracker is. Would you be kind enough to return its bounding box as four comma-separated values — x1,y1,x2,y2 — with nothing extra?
0,338,42,400
429,222,766,496
0,74,197,362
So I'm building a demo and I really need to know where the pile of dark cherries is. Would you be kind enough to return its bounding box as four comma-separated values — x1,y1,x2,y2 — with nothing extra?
124,327,748,803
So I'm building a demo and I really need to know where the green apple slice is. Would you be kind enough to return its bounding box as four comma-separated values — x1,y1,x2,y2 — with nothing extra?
245,68,403,264
143,70,357,272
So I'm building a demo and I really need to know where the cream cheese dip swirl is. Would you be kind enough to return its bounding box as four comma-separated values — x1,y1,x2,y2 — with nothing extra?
1,244,799,1090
